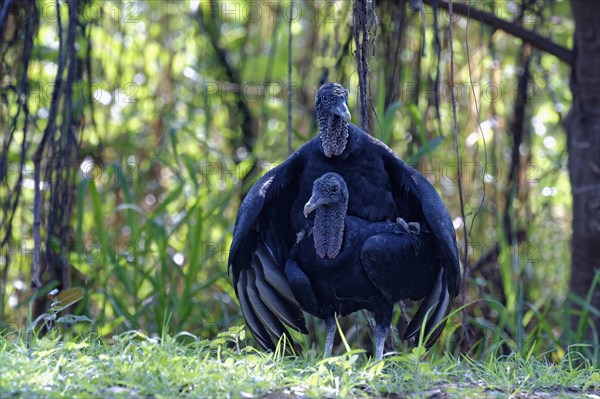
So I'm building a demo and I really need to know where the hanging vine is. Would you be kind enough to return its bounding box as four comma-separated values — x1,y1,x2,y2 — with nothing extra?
287,0,293,156
447,0,468,277
352,0,377,132
32,0,85,320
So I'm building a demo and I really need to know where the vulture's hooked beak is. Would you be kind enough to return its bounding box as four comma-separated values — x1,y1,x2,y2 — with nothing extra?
303,201,318,218
303,195,328,218
333,102,351,123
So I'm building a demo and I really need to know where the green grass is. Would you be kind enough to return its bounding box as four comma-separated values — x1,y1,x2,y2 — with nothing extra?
1,329,598,398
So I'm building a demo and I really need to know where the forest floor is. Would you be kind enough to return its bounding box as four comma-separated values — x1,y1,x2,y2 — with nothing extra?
1,330,598,398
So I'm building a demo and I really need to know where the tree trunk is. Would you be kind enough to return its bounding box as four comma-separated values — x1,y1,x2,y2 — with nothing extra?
565,0,600,343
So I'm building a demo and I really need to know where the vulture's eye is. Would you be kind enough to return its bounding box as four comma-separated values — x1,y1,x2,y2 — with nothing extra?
332,186,338,192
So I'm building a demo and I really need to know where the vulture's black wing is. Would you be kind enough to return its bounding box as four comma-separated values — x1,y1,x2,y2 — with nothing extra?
228,147,311,350
375,137,460,347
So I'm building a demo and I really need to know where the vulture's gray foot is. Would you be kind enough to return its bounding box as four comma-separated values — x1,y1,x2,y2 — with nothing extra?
395,217,421,235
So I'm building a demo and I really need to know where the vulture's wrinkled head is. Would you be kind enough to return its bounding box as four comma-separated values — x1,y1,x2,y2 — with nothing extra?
315,83,351,157
315,83,351,123
303,172,349,218
304,173,349,259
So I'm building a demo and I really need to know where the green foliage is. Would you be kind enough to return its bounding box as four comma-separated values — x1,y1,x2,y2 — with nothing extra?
27,288,90,336
0,0,593,367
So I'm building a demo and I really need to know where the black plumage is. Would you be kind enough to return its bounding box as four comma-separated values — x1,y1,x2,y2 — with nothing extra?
286,172,438,359
228,82,460,356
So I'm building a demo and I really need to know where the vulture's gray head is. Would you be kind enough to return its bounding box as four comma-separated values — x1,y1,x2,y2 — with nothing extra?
315,83,351,122
304,172,349,259
315,83,351,157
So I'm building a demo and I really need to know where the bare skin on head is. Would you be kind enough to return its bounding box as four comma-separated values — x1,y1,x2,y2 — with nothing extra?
315,83,352,157
303,172,349,259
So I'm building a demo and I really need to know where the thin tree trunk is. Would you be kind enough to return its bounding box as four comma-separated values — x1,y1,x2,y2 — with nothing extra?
565,0,600,344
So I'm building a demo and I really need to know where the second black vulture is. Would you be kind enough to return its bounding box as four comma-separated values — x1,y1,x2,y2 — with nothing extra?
286,172,438,359
228,82,460,354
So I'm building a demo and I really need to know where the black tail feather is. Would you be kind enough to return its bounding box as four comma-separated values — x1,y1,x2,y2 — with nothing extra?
253,255,308,334
236,270,275,350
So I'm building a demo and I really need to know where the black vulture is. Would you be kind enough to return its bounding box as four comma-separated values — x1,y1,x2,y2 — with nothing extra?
228,82,459,354
285,172,438,359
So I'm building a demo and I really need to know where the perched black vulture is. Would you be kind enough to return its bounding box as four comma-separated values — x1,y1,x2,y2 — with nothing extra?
228,82,459,354
286,172,438,359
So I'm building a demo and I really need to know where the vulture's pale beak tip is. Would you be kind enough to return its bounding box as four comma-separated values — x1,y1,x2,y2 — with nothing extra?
303,202,317,218
334,104,351,122
341,110,351,123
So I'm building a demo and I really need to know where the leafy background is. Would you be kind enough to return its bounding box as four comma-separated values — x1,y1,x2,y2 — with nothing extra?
1,0,591,361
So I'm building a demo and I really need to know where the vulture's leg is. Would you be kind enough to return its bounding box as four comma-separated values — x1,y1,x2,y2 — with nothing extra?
374,309,393,360
324,316,336,358
374,322,389,361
